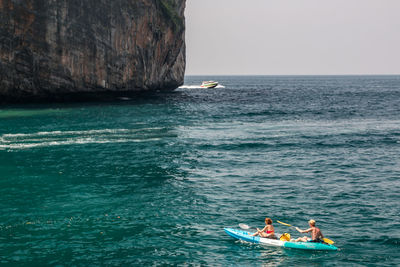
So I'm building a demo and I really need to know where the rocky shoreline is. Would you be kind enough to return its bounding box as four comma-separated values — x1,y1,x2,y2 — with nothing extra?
0,0,186,102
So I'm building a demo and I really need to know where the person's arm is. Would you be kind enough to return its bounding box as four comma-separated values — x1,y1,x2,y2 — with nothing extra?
252,226,268,236
251,228,262,236
251,228,260,236
295,227,312,234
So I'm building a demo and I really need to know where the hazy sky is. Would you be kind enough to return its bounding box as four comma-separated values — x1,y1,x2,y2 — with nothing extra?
185,0,400,75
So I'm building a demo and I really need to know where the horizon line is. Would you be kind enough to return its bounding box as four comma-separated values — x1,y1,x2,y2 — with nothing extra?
185,74,400,76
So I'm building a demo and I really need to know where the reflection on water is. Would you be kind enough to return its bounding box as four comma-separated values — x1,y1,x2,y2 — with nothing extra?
260,248,285,266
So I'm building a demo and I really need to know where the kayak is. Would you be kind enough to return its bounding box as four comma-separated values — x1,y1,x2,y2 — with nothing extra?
224,228,338,251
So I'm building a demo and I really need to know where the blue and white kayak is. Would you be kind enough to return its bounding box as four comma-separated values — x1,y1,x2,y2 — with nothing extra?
224,228,338,251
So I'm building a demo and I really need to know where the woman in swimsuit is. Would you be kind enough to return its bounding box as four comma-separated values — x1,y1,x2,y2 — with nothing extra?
251,217,277,239
294,219,324,242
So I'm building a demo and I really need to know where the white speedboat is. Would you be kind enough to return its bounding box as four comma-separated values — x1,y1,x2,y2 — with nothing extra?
200,81,218,88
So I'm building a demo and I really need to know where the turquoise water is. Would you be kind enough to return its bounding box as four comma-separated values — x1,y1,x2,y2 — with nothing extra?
1,76,399,266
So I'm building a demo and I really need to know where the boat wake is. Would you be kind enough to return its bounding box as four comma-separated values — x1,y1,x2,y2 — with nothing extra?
0,128,176,150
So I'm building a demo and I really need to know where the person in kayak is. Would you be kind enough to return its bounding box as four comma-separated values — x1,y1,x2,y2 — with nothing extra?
251,217,277,239
294,219,324,242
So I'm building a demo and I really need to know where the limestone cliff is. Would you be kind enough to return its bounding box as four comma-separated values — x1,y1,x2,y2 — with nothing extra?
0,0,185,101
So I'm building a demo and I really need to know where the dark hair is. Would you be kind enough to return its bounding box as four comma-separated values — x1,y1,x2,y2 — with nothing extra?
265,218,272,225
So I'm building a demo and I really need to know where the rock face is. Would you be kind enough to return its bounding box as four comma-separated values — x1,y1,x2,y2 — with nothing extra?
0,0,185,101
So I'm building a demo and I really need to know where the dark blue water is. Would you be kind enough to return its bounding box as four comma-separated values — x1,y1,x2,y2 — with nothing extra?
1,76,399,266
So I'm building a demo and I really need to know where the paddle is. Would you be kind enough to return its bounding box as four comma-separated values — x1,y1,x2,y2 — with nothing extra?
238,223,252,230
238,223,259,235
239,223,263,233
277,220,335,244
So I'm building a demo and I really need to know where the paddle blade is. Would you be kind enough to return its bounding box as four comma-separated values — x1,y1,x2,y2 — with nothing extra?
277,220,292,227
238,223,250,230
323,238,334,245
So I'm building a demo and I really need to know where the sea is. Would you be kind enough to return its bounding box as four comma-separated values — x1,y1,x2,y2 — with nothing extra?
0,75,399,266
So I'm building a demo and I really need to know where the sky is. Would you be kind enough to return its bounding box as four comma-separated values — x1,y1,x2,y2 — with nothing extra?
185,0,400,75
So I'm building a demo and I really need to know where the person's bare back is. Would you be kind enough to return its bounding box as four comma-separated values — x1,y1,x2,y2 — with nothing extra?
294,219,324,242
311,226,324,241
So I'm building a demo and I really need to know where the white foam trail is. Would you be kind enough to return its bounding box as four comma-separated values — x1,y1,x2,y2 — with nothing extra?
2,129,128,138
178,85,202,89
1,128,164,139
0,138,161,150
0,127,171,150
